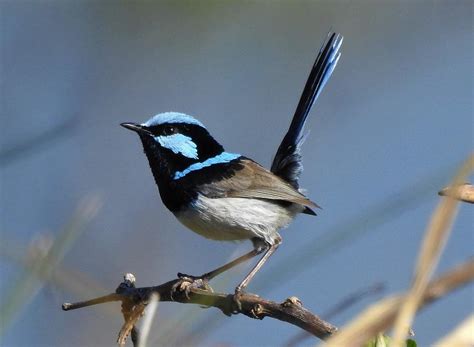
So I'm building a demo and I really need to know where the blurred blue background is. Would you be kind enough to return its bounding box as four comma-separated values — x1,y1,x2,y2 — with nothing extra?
1,1,472,346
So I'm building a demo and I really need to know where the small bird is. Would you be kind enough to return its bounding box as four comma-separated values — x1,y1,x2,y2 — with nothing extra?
121,32,342,295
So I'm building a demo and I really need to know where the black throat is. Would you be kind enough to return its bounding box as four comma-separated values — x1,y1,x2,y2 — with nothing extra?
138,128,225,212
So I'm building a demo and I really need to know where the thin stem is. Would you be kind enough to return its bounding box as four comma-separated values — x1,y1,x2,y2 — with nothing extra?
62,293,122,311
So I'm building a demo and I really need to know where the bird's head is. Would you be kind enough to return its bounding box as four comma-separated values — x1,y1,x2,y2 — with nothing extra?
121,112,225,180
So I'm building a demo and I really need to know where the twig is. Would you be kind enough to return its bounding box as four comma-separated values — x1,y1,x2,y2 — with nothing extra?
63,275,337,346
62,293,122,311
439,183,474,204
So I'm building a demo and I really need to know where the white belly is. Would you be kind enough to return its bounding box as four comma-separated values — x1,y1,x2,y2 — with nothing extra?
175,195,301,245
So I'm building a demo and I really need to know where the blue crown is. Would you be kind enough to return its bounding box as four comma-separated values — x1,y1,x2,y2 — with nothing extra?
143,112,205,128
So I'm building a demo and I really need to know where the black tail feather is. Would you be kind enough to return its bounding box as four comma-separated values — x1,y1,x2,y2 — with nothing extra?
271,32,343,189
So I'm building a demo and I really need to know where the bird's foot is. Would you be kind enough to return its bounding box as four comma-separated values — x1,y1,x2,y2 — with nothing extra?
231,286,260,314
171,273,213,300
232,286,245,313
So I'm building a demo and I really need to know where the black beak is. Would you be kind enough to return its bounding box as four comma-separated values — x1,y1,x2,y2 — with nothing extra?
120,122,149,134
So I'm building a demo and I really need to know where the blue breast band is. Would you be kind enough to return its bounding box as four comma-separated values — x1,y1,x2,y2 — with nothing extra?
174,152,240,180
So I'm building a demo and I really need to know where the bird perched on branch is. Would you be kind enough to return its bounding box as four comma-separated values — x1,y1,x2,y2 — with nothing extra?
121,32,343,296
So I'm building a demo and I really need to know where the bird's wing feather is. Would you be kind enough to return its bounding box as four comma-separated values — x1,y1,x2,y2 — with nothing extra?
199,159,318,209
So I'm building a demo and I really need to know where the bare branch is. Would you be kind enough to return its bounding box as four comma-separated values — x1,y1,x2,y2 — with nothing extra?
63,257,474,347
62,257,473,347
63,275,337,345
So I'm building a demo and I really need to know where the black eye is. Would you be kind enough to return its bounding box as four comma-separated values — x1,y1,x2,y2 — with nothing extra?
162,125,177,135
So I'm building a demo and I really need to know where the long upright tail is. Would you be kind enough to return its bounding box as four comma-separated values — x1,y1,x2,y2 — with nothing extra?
271,32,343,190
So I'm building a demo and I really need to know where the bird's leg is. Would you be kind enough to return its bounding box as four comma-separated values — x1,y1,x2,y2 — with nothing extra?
232,238,281,311
200,248,264,280
177,247,262,282
235,242,280,294
173,245,265,299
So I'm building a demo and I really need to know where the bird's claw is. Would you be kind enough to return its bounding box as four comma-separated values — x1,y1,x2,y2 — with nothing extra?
177,272,213,292
177,272,204,281
232,288,244,313
171,274,212,301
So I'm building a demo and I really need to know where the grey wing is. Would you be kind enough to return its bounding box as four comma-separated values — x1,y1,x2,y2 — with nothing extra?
199,159,319,210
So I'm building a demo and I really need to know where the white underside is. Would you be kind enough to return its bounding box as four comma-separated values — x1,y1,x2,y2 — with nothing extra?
175,194,302,245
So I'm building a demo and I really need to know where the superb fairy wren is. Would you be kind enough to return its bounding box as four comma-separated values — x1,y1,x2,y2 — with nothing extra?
121,32,342,294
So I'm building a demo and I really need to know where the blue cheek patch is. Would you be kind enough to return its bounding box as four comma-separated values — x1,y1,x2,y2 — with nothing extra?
174,152,241,180
154,134,199,159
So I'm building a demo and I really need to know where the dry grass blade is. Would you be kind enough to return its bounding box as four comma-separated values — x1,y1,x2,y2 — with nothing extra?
434,314,474,347
321,257,474,347
322,295,402,347
0,194,102,336
138,293,160,347
117,303,146,347
439,183,474,204
392,154,474,346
